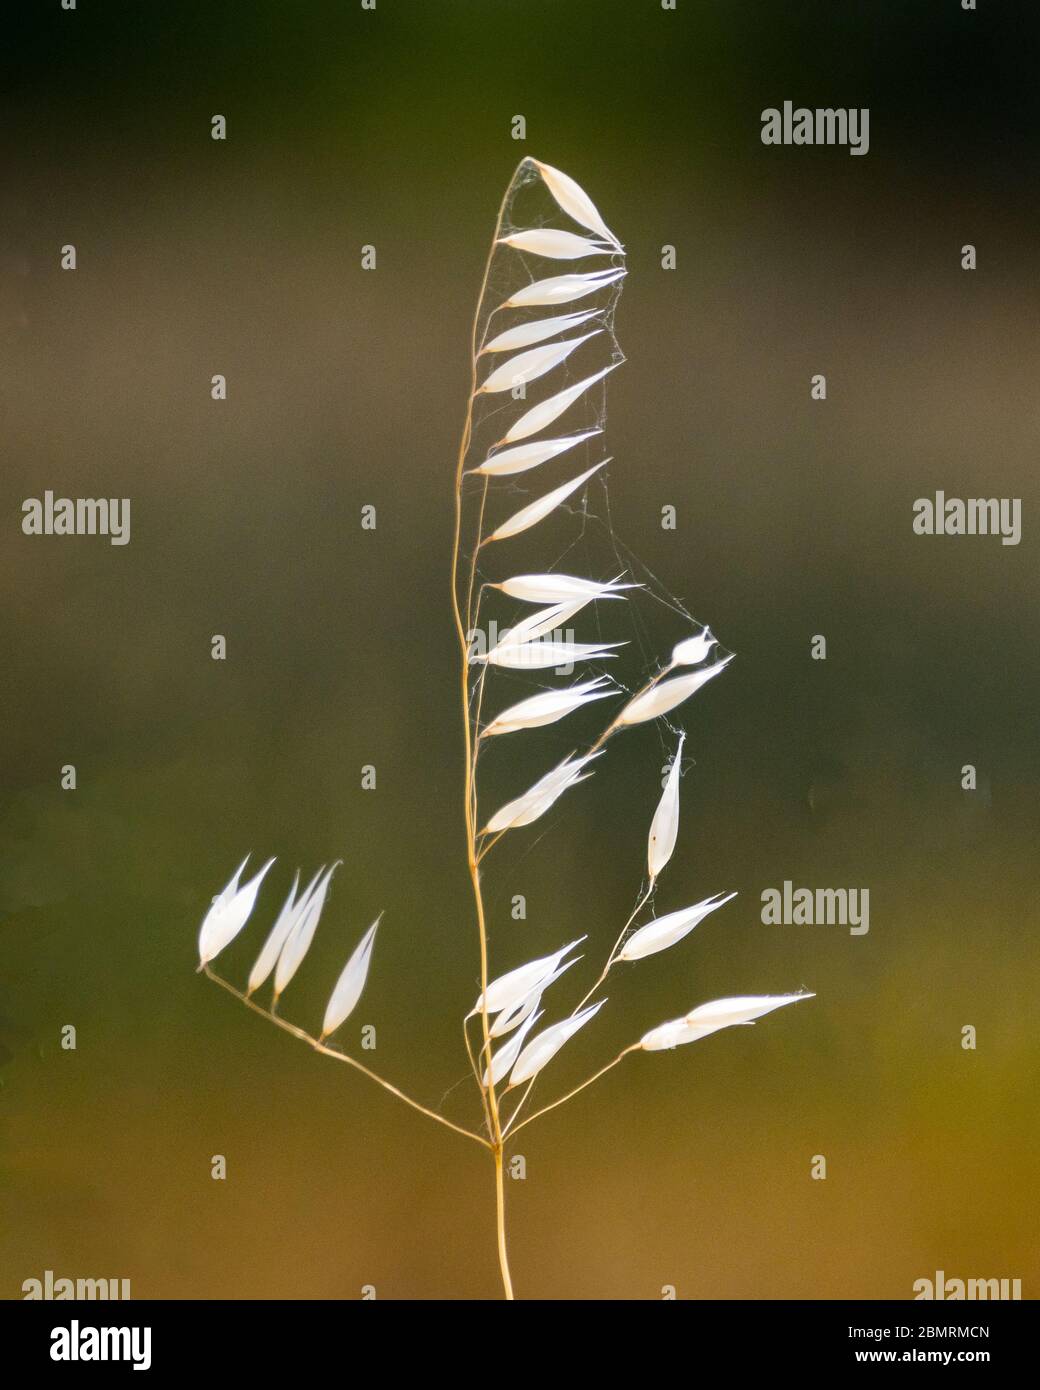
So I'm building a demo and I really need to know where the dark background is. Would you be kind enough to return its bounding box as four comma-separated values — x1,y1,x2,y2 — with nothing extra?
2,0,1038,1299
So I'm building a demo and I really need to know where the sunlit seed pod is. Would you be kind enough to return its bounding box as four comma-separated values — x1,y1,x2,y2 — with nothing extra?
484,752,602,834
479,640,624,672
247,868,308,994
497,229,613,260
532,160,623,249
618,891,737,963
473,432,602,478
502,366,618,445
197,856,276,967
647,733,685,881
482,679,615,738
471,938,587,1019
505,269,625,309
639,993,814,1051
483,1010,543,1089
491,597,595,650
671,628,716,668
489,462,607,542
274,862,341,997
489,957,581,1038
482,311,600,355
321,915,382,1040
478,332,600,395
495,572,634,604
618,657,734,725
508,1001,606,1086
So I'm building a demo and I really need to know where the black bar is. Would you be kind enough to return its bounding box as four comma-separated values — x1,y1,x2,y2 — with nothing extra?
3,1299,1031,1375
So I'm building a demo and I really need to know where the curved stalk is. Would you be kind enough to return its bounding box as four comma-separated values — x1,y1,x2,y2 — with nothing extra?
203,967,490,1150
572,879,655,1014
450,161,532,1300
507,1045,638,1137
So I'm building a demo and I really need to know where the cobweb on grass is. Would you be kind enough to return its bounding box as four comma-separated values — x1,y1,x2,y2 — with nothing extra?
459,158,733,792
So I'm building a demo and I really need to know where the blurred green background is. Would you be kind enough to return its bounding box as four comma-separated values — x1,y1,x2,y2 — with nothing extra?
2,0,1038,1299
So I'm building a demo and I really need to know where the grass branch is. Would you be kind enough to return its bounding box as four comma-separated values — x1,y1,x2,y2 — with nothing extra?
203,967,490,1150
506,1045,639,1137
501,881,654,1133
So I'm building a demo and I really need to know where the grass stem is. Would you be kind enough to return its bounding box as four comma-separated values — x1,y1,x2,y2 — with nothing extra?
449,162,531,1299
203,967,490,1150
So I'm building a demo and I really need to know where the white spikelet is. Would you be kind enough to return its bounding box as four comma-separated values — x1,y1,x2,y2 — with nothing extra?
490,989,541,1039
648,733,685,881
482,311,599,354
474,431,601,478
683,993,815,1030
505,269,625,309
320,914,382,1040
502,366,618,444
481,639,624,671
486,592,617,661
619,656,734,725
480,594,606,661
508,1000,606,1086
496,598,589,647
489,462,606,542
638,1018,700,1052
495,573,635,604
482,678,615,737
484,752,602,834
274,862,341,997
489,957,580,1037
671,627,716,667
478,333,600,395
197,856,275,967
216,854,250,907
532,160,623,249
640,993,814,1051
247,868,310,994
498,229,613,260
617,891,737,963
470,937,586,1019
483,1010,543,1088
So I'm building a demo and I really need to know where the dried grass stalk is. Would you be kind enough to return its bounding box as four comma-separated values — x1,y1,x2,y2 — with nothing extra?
199,157,813,1302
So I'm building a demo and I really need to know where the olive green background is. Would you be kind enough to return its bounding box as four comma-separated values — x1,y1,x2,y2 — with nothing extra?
2,1,1038,1299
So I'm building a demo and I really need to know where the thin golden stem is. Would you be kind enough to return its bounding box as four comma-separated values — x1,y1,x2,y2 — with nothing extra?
462,1014,487,1121
572,879,655,1015
470,664,489,795
450,160,532,1301
475,828,504,864
203,967,491,1151
465,480,490,640
507,1045,639,1137
494,1144,514,1300
499,1073,534,1135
